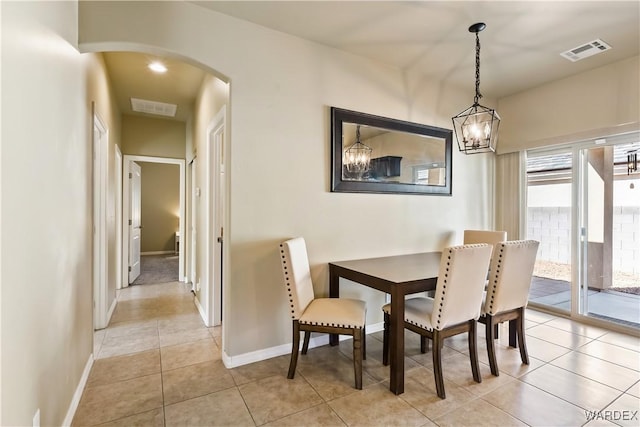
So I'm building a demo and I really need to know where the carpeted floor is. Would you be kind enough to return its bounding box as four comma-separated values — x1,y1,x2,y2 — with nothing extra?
132,254,179,285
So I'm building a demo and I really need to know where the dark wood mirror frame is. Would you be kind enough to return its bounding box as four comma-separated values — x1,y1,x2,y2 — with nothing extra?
331,107,453,195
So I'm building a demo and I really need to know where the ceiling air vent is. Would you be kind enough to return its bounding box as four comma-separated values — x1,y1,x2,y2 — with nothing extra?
560,39,611,62
130,98,177,117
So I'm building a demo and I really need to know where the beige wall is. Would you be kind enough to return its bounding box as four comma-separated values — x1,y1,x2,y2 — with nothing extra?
497,56,640,154
121,115,186,159
0,1,122,425
79,1,496,358
139,162,180,253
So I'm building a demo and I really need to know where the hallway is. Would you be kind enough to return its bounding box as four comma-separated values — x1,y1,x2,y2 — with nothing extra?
72,281,640,426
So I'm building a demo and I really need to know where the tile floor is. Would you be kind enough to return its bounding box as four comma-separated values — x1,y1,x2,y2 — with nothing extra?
73,281,640,426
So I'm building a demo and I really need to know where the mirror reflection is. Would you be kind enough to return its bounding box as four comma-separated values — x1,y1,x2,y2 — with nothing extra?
331,107,452,195
342,123,447,186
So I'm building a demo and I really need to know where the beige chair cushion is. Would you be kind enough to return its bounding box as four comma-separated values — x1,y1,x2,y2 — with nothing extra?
300,298,366,329
382,297,435,330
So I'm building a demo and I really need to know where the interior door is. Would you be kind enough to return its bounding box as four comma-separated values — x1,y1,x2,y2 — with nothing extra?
93,112,108,328
128,161,142,283
213,125,225,324
190,158,197,292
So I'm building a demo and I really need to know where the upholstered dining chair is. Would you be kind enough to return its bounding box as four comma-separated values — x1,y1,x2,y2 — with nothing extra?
382,244,493,399
463,229,507,255
478,240,540,376
279,237,367,389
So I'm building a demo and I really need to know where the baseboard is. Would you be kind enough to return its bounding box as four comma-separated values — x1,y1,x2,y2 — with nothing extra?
194,296,207,326
105,297,117,326
141,251,175,256
221,321,384,369
62,353,94,426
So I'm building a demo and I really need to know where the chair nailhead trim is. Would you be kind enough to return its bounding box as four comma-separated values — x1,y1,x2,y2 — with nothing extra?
280,243,298,320
300,320,363,329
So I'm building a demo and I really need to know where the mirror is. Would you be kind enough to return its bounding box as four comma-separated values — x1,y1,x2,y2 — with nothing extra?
331,107,453,195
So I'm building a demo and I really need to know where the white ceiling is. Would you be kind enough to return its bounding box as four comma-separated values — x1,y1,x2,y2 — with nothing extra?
105,1,640,122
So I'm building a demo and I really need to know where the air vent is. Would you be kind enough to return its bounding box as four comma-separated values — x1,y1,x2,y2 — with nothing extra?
130,98,177,117
560,39,611,62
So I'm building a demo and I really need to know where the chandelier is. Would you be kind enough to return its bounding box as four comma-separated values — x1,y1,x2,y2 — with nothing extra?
628,151,638,175
344,125,372,178
452,23,500,154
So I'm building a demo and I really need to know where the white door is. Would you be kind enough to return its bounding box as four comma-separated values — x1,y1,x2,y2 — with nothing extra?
128,161,142,283
190,158,198,292
208,108,226,326
93,111,108,329
213,126,225,325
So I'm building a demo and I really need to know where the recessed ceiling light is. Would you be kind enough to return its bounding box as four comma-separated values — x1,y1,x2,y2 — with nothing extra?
148,61,167,73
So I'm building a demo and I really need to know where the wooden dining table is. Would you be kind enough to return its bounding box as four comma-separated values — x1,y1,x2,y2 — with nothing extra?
329,251,517,395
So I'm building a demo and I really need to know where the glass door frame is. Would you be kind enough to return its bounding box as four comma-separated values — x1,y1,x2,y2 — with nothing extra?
524,132,640,335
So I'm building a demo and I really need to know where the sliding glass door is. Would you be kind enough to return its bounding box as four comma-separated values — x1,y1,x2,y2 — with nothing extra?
526,133,640,330
579,143,640,327
526,150,573,313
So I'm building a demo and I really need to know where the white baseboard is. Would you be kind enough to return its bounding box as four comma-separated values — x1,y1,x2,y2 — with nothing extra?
105,297,117,326
141,251,175,256
62,353,94,426
194,296,207,326
221,321,384,369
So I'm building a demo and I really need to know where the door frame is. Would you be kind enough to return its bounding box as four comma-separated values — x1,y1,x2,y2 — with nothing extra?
525,133,640,335
115,145,123,289
188,158,198,291
122,155,186,286
92,108,109,329
206,107,226,327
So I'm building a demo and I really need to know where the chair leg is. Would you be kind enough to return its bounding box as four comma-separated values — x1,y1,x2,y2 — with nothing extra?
517,307,529,365
353,328,363,390
420,336,428,353
301,331,311,355
485,315,499,376
362,325,367,361
382,312,390,366
432,330,446,399
288,320,300,379
494,323,499,339
468,320,482,383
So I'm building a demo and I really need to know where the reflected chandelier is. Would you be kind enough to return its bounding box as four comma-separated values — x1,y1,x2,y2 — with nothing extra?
344,125,372,177
452,22,500,154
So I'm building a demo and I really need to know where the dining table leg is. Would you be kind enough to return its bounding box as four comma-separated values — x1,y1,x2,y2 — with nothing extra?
329,265,339,346
389,287,405,394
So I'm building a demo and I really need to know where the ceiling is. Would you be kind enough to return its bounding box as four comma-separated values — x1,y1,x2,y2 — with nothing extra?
105,1,639,122
102,52,206,122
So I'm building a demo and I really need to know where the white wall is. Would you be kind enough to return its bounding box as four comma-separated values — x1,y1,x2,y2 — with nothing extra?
1,2,94,425
79,1,495,359
497,56,640,154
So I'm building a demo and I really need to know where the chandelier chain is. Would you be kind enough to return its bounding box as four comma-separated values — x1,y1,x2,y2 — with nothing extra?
474,32,482,104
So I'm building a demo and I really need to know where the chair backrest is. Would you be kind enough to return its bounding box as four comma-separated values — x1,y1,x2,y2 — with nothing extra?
484,240,540,315
279,237,316,320
431,244,493,330
463,229,507,252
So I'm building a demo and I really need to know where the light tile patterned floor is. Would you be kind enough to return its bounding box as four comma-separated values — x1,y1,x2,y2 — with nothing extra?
73,281,640,426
